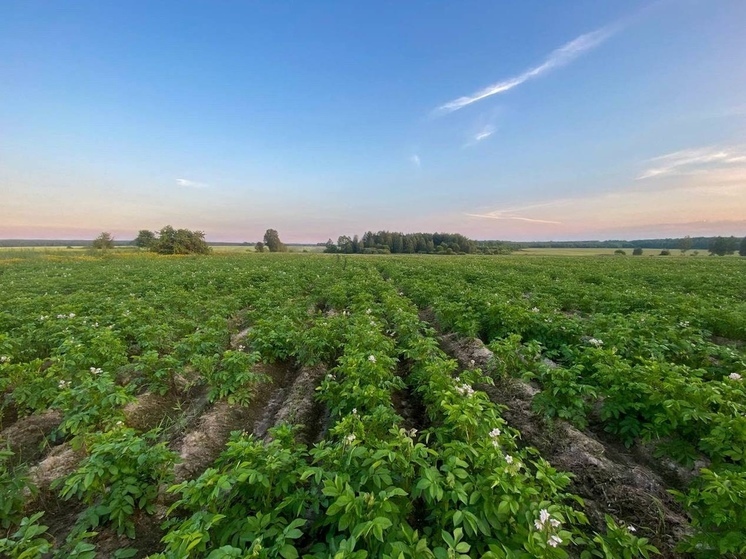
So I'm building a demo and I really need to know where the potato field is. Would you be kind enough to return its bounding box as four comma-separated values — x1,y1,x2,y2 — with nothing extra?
1,253,744,559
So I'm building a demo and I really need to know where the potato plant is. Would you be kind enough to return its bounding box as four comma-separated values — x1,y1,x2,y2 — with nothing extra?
1,252,743,557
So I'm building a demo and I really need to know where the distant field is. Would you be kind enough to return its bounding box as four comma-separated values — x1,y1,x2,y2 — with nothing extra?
0,245,327,255
211,244,326,253
516,247,708,256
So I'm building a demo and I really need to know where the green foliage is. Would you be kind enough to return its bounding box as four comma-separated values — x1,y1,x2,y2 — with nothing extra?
0,513,52,559
162,426,312,557
205,349,267,405
2,251,744,557
583,515,658,559
152,225,211,255
53,370,135,436
55,428,176,538
325,231,478,254
708,236,738,256
133,229,156,248
0,450,34,529
531,363,598,429
671,468,746,557
92,232,114,250
263,229,287,252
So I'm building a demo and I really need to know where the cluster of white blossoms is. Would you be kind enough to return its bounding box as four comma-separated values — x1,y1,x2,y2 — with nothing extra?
368,355,377,363
39,315,49,321
0,356,10,364
531,307,540,313
407,428,417,438
728,372,742,381
679,321,690,328
89,367,102,375
455,383,475,397
57,313,76,319
588,338,604,347
504,454,514,464
345,433,356,444
58,380,70,389
535,509,562,547
489,428,501,448
237,344,245,352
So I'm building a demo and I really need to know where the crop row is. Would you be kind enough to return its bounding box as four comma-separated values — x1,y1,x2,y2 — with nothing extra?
1,253,743,557
376,256,746,556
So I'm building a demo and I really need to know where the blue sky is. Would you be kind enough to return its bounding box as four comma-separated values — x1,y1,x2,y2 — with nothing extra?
2,1,745,242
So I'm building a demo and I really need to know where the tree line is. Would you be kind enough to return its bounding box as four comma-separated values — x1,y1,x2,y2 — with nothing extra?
508,235,744,251
323,231,483,254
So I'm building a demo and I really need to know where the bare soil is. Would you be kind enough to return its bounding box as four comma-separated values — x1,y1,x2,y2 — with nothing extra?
1,409,63,465
392,364,430,434
122,391,182,432
0,399,19,431
173,361,295,482
91,506,168,559
262,364,329,444
26,441,87,543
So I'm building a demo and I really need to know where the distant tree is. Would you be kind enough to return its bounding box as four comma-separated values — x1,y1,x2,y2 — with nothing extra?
632,247,643,256
152,225,210,255
740,237,746,257
708,237,728,256
324,239,338,253
724,236,739,255
677,235,692,254
337,235,353,254
659,250,671,256
133,229,156,249
263,229,286,252
614,249,626,255
92,232,114,250
254,241,265,253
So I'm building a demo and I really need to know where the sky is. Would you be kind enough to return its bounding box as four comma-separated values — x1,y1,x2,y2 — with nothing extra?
1,1,745,242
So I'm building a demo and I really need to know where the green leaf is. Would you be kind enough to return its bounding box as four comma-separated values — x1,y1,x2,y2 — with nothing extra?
279,544,299,559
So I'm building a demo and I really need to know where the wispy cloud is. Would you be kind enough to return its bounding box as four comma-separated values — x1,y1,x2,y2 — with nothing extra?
462,124,497,148
176,178,208,188
434,26,615,115
467,202,564,225
637,146,746,180
410,154,421,168
474,125,495,142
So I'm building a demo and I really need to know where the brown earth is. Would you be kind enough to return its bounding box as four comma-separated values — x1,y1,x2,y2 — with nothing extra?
1,409,63,465
173,360,295,482
262,364,329,444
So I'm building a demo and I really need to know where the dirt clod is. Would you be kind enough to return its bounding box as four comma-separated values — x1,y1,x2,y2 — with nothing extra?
265,364,328,444
173,361,295,482
123,392,180,432
1,409,63,465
